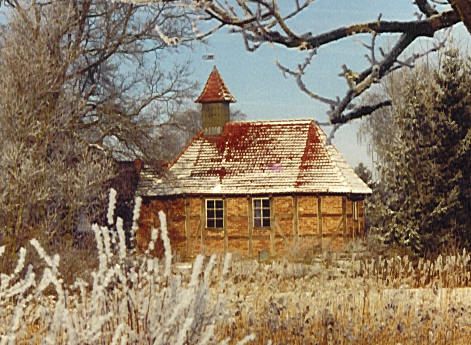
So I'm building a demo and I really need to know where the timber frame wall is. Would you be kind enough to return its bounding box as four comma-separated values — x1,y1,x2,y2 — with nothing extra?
137,195,366,259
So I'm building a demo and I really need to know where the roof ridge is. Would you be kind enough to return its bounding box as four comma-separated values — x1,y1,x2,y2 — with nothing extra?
294,122,316,187
326,145,349,187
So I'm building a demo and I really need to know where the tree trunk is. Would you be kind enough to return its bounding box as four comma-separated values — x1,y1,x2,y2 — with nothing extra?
449,0,471,33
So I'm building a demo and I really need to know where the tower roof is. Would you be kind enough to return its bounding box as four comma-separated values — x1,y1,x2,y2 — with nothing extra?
195,66,236,103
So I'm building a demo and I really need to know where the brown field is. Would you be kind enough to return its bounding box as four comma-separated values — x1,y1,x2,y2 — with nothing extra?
211,253,471,344
2,219,471,344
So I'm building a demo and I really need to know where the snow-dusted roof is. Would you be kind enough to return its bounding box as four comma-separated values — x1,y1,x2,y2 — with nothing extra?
137,120,372,196
195,66,236,104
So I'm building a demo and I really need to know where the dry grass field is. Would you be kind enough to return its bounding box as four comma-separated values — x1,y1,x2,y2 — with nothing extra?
1,209,471,344
215,256,471,344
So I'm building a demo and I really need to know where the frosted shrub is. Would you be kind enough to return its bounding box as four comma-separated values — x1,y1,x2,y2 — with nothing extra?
107,188,117,226
0,190,232,344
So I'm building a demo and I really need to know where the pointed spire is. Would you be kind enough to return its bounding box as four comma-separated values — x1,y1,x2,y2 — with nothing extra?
195,66,236,103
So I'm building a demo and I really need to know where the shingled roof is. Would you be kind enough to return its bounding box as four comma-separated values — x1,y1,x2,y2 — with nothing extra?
195,66,236,103
137,120,372,196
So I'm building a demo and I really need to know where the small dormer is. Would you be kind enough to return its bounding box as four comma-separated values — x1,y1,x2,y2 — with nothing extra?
195,66,236,136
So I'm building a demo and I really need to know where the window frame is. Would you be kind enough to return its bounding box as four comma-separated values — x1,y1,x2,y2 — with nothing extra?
252,197,271,229
205,198,224,229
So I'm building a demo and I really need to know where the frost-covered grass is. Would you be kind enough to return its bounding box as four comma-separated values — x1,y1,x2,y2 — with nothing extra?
0,192,249,345
217,256,471,344
2,191,471,344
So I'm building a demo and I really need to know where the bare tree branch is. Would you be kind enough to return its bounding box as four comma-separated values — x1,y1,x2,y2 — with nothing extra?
204,3,458,49
448,0,471,33
276,51,338,107
331,100,392,124
104,1,468,140
192,1,460,130
415,0,439,17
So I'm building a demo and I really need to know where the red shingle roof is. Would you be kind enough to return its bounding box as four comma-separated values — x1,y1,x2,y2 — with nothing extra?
195,66,236,103
137,120,372,196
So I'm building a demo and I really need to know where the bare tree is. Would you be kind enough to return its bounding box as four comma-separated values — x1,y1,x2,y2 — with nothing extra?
1,0,195,159
0,0,195,245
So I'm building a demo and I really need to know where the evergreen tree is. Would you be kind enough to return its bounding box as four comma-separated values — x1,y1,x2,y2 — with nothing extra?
364,50,471,253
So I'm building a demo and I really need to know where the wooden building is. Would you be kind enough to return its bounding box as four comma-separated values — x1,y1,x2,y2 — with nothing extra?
136,67,372,259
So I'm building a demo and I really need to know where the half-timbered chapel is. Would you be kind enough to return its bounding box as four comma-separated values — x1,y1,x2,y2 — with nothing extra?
136,67,372,259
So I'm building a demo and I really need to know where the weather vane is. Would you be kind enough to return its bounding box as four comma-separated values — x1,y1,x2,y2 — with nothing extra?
202,54,215,61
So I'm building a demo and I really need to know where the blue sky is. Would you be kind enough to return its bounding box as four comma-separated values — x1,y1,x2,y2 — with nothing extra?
177,1,469,170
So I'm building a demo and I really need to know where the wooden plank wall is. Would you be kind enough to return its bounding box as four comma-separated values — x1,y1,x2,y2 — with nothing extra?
137,195,365,260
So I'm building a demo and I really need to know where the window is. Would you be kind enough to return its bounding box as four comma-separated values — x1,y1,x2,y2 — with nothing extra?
206,199,224,228
253,198,271,228
353,201,359,221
